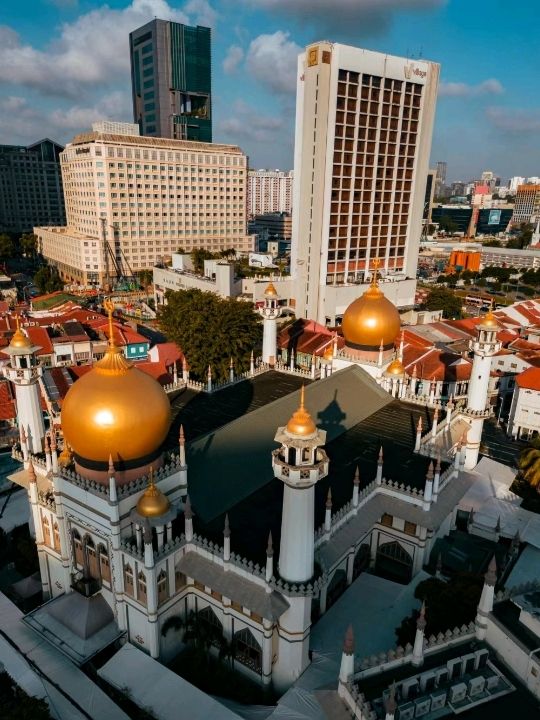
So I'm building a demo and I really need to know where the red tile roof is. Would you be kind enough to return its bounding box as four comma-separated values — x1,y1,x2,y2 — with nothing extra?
0,381,16,421
516,367,540,391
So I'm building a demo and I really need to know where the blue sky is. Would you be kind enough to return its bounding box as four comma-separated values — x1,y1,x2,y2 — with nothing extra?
0,0,538,182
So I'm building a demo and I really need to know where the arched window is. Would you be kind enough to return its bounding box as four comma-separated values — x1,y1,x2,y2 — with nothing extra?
124,564,134,596
157,570,168,605
84,536,99,579
198,605,223,647
302,447,311,463
72,529,83,566
98,544,111,584
41,514,51,547
137,571,147,605
234,628,262,674
175,571,187,592
53,522,61,553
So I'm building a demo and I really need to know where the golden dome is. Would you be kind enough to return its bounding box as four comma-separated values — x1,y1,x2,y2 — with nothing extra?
479,308,500,329
286,386,317,437
136,473,170,518
264,282,278,297
9,316,32,350
341,273,401,349
61,301,170,465
385,357,406,376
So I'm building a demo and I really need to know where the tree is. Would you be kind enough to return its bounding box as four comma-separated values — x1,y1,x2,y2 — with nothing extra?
138,269,153,289
518,436,540,492
33,264,64,294
422,287,463,319
395,572,483,646
0,671,51,719
19,233,37,258
482,239,501,248
191,248,216,274
437,215,459,234
158,288,262,381
0,234,15,262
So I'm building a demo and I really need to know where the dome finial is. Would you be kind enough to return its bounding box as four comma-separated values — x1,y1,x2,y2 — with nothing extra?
286,385,316,437
103,298,117,350
370,257,381,287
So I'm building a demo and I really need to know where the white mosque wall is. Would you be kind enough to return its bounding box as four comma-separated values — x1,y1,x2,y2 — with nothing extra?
485,614,540,700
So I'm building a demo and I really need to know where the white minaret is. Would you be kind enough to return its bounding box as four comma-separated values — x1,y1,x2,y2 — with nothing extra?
3,317,45,454
271,386,329,692
475,556,497,640
463,309,501,470
259,282,282,365
273,386,328,581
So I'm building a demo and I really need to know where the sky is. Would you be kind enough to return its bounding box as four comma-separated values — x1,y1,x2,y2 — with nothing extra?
0,0,539,183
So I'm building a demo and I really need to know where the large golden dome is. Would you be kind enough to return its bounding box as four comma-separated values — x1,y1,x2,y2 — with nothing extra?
61,309,170,466
342,277,401,350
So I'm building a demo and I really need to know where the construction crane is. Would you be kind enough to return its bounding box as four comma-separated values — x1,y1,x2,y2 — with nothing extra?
99,218,138,291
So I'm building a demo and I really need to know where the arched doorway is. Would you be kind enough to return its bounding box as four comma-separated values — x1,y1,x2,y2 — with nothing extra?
375,540,413,583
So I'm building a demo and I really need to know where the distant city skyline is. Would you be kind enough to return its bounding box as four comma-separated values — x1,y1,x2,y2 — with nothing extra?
0,0,539,179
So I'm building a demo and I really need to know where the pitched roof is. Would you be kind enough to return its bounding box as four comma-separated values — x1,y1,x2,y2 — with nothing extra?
516,367,540,391
0,381,16,421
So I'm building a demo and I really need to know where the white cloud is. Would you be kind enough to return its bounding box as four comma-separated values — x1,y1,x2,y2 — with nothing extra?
223,45,244,74
48,91,132,131
245,0,445,35
218,100,284,143
246,31,301,95
183,0,218,28
439,78,504,98
486,107,540,134
0,0,203,98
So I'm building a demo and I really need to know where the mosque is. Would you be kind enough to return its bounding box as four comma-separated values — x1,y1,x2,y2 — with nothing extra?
3,279,501,693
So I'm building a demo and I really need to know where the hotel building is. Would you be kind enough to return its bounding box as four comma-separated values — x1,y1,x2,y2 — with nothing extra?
512,184,540,225
291,42,440,324
247,169,293,218
35,124,250,286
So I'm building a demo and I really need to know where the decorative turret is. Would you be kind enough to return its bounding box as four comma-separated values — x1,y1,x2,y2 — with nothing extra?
259,282,282,365
464,307,502,469
476,556,497,640
136,468,170,518
412,601,427,666
272,385,328,583
3,316,45,454
339,625,355,684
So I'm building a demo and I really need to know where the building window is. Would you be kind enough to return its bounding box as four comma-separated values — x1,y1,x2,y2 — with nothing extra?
175,571,187,591
72,529,83,567
381,513,393,527
231,600,243,613
157,570,168,605
42,514,51,547
198,606,224,647
125,564,134,596
53,522,61,553
99,545,111,583
404,522,417,536
137,571,147,604
85,536,99,579
234,628,262,674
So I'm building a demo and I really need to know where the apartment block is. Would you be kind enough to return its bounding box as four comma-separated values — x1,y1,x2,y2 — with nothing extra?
291,42,440,323
512,184,540,225
247,169,293,218
35,125,250,286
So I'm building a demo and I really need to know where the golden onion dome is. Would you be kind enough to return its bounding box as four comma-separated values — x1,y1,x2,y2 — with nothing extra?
9,316,32,350
264,282,278,297
341,273,401,349
286,386,317,437
136,474,170,518
479,308,500,329
385,357,406,377
61,301,170,465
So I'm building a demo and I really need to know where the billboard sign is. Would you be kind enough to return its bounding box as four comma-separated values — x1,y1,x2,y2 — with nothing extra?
488,209,501,225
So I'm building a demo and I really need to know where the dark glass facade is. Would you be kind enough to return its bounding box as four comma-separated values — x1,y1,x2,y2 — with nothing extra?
0,139,65,234
130,19,212,142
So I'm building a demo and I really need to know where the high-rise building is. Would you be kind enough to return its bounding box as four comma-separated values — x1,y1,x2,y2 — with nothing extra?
508,176,525,193
35,123,250,287
247,169,293,218
512,184,540,225
435,161,447,185
0,139,65,234
130,20,212,142
291,42,440,323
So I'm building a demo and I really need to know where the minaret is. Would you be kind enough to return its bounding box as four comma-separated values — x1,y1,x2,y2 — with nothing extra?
464,309,501,469
3,317,45,454
259,282,282,365
411,601,427,666
339,625,355,684
272,386,328,582
475,556,497,640
271,386,329,692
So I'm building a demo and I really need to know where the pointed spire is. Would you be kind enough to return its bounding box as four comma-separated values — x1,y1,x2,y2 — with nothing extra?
436,552,443,574
20,425,27,443
435,454,441,474
485,556,497,586
184,494,193,520
50,431,57,451
511,529,521,548
223,513,231,538
412,364,418,379
207,364,212,378
385,681,397,714
326,487,333,509
417,416,423,433
417,600,427,630
353,466,360,486
179,424,185,445
378,445,384,464
426,461,434,480
27,460,36,484
343,624,354,655
300,383,306,410
108,454,115,476
495,515,501,533
230,356,234,368
266,531,274,557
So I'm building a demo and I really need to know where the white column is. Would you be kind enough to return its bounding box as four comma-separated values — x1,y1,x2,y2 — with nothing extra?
184,496,193,542
279,485,315,583
414,417,422,452
476,557,497,640
376,446,383,484
411,602,426,666
262,316,278,364
223,514,231,566
339,625,355,684
13,383,45,454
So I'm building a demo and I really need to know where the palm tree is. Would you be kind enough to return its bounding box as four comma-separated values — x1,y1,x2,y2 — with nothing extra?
518,436,540,491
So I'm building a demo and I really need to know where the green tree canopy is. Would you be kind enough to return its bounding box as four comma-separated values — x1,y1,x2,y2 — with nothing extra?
138,269,153,288
0,233,15,262
518,436,540,492
422,287,463,318
191,248,216,274
20,233,37,258
159,288,262,381
437,215,459,234
33,264,64,294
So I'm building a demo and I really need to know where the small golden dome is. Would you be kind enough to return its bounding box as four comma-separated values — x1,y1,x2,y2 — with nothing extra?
9,316,32,350
385,357,406,377
479,308,500,329
61,300,170,465
286,386,317,437
341,270,401,349
264,282,278,297
58,442,73,468
136,473,170,518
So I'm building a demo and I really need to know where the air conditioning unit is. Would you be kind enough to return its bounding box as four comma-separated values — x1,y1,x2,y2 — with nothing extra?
397,702,415,720
475,649,489,670
468,676,486,697
461,653,476,675
448,682,467,704
430,690,447,711
402,677,419,700
414,697,432,716
486,674,500,691
447,658,462,680
420,671,437,693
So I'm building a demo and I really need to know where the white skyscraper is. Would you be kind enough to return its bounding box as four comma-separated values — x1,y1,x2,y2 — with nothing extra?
291,42,440,324
247,169,293,218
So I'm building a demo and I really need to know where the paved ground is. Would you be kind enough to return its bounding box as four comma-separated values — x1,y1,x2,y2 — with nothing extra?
481,419,524,468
